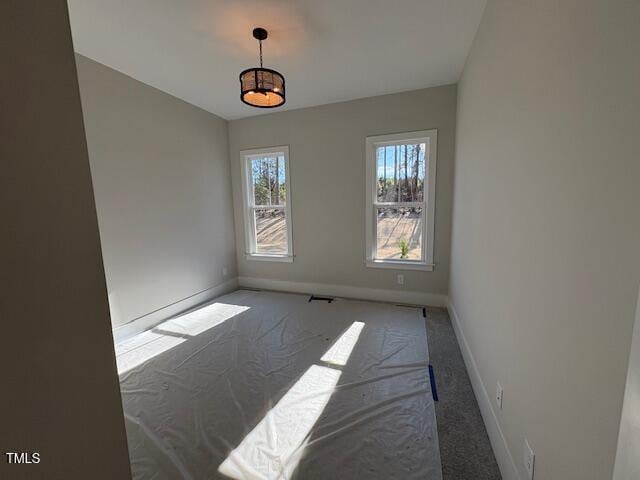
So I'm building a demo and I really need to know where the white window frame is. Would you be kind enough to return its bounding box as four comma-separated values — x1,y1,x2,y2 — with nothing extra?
365,130,437,271
240,146,294,262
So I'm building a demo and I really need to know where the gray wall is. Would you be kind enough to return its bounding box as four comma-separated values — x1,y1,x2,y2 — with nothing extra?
614,286,640,480
76,55,237,329
229,86,457,296
450,1,640,479
0,2,131,478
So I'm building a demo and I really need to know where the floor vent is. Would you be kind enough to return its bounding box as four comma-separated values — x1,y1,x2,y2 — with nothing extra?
308,295,334,303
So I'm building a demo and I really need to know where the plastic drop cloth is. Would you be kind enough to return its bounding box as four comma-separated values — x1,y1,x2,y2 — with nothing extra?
116,290,442,480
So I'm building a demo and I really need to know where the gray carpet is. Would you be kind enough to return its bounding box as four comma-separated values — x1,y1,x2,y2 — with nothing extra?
425,307,502,480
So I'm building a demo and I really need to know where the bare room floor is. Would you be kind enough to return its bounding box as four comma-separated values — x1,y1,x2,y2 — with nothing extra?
115,290,499,479
116,290,441,479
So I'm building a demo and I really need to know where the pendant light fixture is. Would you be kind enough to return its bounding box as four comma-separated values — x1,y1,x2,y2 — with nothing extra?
239,27,285,108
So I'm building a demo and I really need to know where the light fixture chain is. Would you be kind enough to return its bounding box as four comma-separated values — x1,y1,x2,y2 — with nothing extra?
259,39,263,68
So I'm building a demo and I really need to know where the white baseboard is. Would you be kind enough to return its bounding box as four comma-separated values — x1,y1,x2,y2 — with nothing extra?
237,276,448,307
447,302,521,480
112,277,239,343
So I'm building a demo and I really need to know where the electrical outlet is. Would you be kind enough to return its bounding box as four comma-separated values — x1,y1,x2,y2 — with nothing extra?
496,382,503,409
523,438,535,479
397,274,404,285
222,266,228,277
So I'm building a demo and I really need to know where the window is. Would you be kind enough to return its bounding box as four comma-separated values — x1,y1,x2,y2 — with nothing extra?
240,146,293,262
365,130,437,270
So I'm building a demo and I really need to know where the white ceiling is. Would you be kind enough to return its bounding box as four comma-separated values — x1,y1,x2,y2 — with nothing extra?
68,0,486,120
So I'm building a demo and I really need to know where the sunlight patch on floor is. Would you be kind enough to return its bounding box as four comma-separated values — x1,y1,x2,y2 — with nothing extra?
218,321,365,480
218,365,341,480
115,302,249,374
159,302,249,337
320,321,365,367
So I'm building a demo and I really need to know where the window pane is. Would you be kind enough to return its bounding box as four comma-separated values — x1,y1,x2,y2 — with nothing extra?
375,207,423,261
255,208,288,254
251,155,286,206
376,143,426,203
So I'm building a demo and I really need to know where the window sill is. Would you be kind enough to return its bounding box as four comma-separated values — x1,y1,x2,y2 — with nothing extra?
246,253,293,263
366,259,434,271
